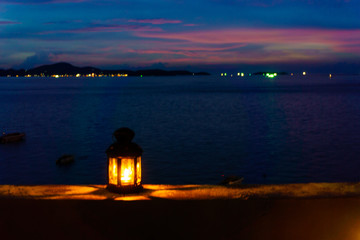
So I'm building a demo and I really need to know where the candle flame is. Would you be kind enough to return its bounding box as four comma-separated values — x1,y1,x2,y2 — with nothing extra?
121,158,134,185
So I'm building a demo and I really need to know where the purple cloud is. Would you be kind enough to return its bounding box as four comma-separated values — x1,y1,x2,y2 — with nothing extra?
69,24,162,33
43,20,82,25
40,24,162,35
16,52,53,69
1,0,88,4
128,19,182,25
183,24,198,27
0,21,21,25
210,0,283,7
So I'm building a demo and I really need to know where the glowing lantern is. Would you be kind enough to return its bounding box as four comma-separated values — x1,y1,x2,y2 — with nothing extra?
106,128,143,193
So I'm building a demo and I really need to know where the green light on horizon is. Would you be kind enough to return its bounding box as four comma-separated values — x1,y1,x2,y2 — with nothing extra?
266,73,277,78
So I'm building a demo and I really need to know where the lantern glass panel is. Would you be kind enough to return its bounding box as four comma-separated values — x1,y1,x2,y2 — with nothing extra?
108,158,118,185
136,157,141,185
121,158,135,186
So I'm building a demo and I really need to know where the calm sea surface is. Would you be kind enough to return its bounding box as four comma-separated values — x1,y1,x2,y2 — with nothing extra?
1,75,360,185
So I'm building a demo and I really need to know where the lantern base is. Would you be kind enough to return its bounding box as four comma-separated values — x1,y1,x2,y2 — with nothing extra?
107,184,143,194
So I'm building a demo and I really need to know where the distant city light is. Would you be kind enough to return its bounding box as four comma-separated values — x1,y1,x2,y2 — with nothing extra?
329,73,332,78
265,73,277,78
241,73,244,77
303,71,306,76
221,73,224,76
237,73,240,76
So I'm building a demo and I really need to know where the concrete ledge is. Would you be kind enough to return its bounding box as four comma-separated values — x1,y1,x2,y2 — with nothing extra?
2,183,360,240
1,182,360,200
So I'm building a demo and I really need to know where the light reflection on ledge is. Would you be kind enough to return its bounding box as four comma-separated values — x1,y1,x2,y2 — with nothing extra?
115,196,151,201
2,182,360,201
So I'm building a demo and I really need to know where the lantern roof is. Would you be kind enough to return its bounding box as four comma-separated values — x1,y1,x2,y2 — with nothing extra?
106,128,143,157
113,127,134,144
106,142,143,158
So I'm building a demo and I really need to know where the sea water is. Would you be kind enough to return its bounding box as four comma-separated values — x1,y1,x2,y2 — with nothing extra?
1,74,360,185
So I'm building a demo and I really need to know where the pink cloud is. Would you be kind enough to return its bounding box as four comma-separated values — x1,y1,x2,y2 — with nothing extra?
128,19,182,25
126,28,360,66
183,24,198,27
136,28,360,53
25,26,360,68
68,25,162,33
128,43,248,58
128,49,200,58
40,24,162,34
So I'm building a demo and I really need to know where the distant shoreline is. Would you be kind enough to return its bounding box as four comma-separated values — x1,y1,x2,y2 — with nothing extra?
0,62,210,77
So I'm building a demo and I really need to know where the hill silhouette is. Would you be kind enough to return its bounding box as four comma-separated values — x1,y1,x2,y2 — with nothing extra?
0,62,210,77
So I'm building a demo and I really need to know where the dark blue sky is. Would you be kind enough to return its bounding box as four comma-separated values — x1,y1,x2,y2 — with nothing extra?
0,0,359,73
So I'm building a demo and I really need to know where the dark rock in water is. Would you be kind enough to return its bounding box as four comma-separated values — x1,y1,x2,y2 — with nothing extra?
0,132,25,144
219,176,244,186
56,154,75,165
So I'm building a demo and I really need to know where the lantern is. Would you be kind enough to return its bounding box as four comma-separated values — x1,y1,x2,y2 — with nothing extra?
106,128,143,193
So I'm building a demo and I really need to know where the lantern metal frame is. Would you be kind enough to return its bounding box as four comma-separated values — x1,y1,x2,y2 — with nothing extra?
106,155,143,193
106,128,143,194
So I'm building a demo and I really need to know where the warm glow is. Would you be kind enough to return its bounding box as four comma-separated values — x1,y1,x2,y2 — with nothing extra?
120,158,134,185
303,71,306,75
136,157,141,185
123,168,132,181
114,196,150,201
109,158,118,185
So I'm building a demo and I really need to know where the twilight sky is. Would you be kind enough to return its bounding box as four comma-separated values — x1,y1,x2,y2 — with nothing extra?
0,0,359,73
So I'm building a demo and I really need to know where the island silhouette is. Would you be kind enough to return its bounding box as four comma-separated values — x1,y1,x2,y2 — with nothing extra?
0,62,210,77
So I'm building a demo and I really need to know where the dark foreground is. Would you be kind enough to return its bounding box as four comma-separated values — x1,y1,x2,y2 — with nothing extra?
1,184,360,240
